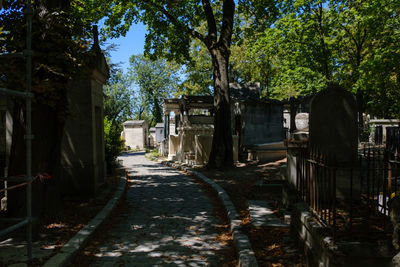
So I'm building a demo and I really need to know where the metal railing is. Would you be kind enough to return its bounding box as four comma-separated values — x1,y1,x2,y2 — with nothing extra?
374,125,383,145
296,147,337,235
0,0,34,260
295,143,397,240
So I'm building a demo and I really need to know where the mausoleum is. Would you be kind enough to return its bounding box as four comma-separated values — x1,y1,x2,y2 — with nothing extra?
121,120,149,150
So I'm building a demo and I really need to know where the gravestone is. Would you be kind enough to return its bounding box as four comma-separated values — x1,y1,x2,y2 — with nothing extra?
309,83,358,165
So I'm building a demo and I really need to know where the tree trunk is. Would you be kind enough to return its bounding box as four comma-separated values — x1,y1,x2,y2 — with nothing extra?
207,47,233,168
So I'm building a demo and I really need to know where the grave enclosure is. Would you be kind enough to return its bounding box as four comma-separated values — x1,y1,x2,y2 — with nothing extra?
284,83,398,266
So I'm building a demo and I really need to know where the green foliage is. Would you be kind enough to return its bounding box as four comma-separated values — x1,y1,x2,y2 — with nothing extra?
0,1,94,111
227,0,400,117
129,54,179,124
103,62,133,167
104,116,124,169
176,37,213,97
103,64,133,124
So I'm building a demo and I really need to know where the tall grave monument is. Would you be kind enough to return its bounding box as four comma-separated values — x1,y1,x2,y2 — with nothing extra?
309,82,358,200
309,83,358,164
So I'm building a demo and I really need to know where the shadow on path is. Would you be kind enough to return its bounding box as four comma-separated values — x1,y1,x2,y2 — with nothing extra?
89,154,229,266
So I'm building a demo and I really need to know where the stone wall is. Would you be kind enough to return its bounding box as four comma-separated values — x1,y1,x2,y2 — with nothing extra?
238,101,284,146
168,135,179,160
124,127,146,150
60,55,108,195
195,135,239,165
0,97,13,177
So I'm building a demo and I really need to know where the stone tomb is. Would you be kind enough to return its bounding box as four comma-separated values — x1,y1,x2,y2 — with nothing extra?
121,120,149,150
60,50,109,195
0,97,12,210
309,83,359,200
149,127,156,147
230,83,284,148
309,83,358,163
163,96,238,165
155,122,165,144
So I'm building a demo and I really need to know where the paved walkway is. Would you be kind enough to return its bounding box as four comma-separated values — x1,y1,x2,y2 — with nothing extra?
90,152,228,266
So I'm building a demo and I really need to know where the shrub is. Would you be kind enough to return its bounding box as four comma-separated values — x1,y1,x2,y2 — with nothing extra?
104,116,124,170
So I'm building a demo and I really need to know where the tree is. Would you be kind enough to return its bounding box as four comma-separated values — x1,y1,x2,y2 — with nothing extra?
79,0,238,168
129,54,179,126
103,67,133,124
330,0,400,118
176,37,213,97
103,63,132,169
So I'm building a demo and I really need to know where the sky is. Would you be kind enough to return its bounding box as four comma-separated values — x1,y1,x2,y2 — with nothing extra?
101,22,147,72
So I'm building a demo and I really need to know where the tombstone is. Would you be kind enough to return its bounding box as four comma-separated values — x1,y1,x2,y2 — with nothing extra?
309,83,358,201
309,83,358,165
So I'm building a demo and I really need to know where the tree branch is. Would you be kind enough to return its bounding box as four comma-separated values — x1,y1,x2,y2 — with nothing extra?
142,0,206,44
201,0,217,43
219,0,235,49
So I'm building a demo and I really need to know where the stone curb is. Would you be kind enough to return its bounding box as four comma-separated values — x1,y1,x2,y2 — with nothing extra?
43,168,127,267
160,160,258,267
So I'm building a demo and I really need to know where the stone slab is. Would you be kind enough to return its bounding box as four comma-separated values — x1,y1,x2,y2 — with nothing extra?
248,200,289,228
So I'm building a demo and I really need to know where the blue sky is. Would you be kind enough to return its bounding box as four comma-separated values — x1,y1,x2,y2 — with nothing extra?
101,22,147,72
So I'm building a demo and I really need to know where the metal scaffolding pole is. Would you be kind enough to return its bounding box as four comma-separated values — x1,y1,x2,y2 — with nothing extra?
0,0,34,260
25,0,33,259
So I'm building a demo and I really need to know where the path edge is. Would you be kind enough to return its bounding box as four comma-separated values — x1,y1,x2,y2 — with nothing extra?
160,160,259,267
43,166,127,267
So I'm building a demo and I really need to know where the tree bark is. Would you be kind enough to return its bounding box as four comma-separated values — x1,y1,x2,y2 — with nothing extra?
207,47,234,168
204,0,235,169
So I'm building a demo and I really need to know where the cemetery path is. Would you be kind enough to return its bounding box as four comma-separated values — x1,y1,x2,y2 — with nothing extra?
88,152,232,266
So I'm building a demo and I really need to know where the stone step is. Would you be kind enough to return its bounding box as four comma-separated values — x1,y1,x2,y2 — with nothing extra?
248,200,289,228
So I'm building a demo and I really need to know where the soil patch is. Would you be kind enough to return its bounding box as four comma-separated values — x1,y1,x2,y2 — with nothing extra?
0,167,122,267
196,158,306,267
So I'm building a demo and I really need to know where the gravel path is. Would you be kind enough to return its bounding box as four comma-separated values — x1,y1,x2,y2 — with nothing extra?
90,152,228,266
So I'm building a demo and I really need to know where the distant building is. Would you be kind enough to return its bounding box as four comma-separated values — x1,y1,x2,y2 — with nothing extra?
149,127,156,147
155,123,165,143
122,120,148,150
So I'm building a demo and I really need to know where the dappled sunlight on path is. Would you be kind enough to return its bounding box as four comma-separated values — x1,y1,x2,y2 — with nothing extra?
89,154,228,266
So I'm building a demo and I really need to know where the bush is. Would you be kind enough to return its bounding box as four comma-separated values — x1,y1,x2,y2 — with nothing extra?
104,116,124,170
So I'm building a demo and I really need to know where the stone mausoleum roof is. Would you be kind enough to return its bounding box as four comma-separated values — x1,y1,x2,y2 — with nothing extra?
123,120,147,126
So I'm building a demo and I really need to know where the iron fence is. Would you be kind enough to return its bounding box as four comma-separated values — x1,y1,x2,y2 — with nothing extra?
295,141,398,239
296,146,336,234
374,125,383,145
